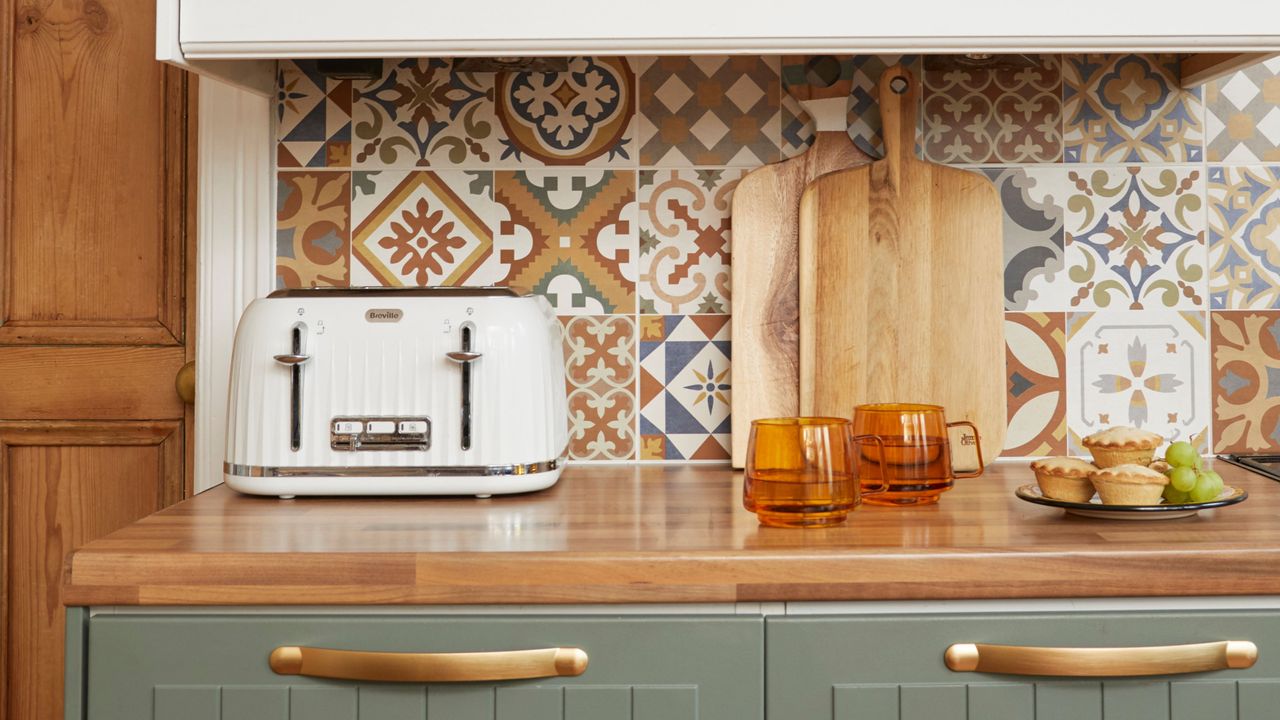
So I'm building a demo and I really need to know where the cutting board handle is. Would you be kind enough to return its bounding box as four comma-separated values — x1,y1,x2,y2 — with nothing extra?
877,64,917,191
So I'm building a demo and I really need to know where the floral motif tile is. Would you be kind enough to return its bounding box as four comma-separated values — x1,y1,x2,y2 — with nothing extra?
276,172,350,288
923,55,1062,163
636,56,781,166
1063,54,1204,163
639,315,731,460
1211,311,1280,452
493,170,637,315
779,55,921,159
562,315,638,461
1204,56,1280,162
352,58,500,168
1064,167,1206,310
495,56,635,167
277,60,352,168
350,170,499,287
1066,311,1209,454
1005,312,1067,457
637,169,744,314
981,167,1069,311
1207,166,1280,309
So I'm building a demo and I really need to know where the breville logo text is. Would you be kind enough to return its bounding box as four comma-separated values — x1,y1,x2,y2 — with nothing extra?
365,309,403,323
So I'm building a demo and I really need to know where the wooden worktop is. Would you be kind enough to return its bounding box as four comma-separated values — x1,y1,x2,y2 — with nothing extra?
63,462,1280,606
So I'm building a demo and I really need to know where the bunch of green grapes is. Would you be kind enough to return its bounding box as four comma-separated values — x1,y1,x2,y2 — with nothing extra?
1160,441,1223,504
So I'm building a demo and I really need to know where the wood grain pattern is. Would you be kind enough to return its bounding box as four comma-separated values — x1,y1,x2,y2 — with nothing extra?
730,60,873,468
62,461,1280,606
1179,52,1275,88
3,422,181,720
798,65,1005,464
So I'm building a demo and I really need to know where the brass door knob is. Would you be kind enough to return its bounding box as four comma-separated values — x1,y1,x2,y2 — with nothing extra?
175,361,195,404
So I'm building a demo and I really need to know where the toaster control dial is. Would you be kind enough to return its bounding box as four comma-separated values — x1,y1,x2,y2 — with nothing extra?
331,416,431,452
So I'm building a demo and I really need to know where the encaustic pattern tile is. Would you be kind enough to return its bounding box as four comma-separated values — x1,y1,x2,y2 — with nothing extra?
1064,167,1206,311
276,172,350,288
1212,311,1280,452
495,56,635,167
780,55,921,159
1004,312,1067,457
1207,166,1280,309
1063,54,1204,163
349,170,499,287
562,315,638,461
493,170,637,315
277,60,352,168
639,315,731,460
352,58,501,168
981,167,1069,311
1066,311,1209,454
1204,56,1280,162
923,55,1062,164
637,169,744,315
637,56,781,167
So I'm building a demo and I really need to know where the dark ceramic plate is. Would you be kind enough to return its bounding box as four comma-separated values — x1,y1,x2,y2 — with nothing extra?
1015,484,1248,520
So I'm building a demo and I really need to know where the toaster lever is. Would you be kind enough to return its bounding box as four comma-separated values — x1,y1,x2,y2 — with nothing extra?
273,353,312,365
445,351,482,363
282,323,308,452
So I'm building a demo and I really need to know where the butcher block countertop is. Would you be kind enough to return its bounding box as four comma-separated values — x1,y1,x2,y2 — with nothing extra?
63,462,1280,606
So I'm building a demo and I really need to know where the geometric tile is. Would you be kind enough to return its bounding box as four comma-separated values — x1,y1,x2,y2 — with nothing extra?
1064,167,1207,310
1066,311,1210,454
1211,311,1280,452
1207,165,1280,309
493,170,637,315
277,60,352,168
981,167,1069,311
637,56,781,166
352,58,500,168
276,172,350,288
349,170,498,287
637,169,745,314
780,54,922,159
924,55,1062,164
639,315,731,460
1063,54,1204,163
1204,56,1280,162
563,315,638,461
1004,312,1067,457
496,57,636,167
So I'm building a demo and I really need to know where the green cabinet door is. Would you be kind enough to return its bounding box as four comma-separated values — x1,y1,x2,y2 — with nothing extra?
83,615,761,720
767,612,1280,720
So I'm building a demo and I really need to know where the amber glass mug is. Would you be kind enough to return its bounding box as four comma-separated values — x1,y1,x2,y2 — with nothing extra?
852,403,984,506
743,418,887,528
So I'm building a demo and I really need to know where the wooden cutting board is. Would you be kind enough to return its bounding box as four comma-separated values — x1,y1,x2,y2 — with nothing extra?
730,56,873,468
798,64,1005,465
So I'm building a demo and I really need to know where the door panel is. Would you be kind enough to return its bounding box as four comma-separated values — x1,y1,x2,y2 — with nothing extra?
0,0,194,717
2,423,182,720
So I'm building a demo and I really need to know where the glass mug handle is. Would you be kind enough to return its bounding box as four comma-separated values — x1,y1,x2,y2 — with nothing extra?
851,433,889,495
947,421,984,478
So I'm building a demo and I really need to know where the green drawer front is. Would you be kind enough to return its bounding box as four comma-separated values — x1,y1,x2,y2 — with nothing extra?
86,615,761,720
768,612,1280,720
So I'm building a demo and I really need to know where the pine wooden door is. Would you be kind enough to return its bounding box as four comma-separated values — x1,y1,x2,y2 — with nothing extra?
0,0,195,718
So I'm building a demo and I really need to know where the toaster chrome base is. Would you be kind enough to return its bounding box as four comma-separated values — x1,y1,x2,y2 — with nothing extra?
223,453,567,498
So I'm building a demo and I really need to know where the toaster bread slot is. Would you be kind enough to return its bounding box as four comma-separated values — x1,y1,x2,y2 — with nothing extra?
272,322,310,452
445,322,480,452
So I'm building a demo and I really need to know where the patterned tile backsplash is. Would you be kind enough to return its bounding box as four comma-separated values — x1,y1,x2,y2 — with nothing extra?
274,54,1280,462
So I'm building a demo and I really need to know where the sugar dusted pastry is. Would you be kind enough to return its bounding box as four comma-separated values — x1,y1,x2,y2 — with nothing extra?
1089,463,1169,506
1081,426,1163,468
1030,457,1098,503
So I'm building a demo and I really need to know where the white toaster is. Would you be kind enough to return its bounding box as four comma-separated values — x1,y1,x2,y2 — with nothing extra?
224,287,569,497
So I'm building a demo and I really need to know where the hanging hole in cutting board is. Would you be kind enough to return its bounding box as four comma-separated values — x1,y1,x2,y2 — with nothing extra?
804,55,842,88
889,76,910,94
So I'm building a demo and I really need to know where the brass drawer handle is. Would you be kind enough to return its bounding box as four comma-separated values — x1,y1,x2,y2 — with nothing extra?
269,646,588,683
945,641,1257,677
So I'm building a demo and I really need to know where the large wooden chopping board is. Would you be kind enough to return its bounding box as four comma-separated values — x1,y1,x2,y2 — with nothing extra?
730,56,873,468
798,65,1005,464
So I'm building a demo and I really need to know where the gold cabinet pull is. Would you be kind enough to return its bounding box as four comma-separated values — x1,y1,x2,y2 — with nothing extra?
945,641,1257,677
269,646,588,683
